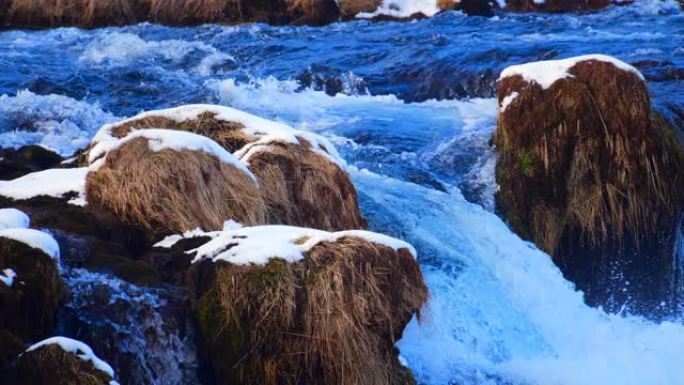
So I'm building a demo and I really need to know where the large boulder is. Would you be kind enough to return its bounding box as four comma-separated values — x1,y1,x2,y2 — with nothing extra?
0,228,62,344
91,105,366,231
4,337,119,385
494,54,684,314
189,225,427,385
86,129,266,239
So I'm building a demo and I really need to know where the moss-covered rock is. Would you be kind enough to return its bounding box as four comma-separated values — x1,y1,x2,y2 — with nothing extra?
494,55,684,314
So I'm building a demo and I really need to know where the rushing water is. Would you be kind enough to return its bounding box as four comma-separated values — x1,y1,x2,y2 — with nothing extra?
1,1,684,384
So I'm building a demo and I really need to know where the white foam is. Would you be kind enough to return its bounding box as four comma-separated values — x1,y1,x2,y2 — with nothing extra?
190,225,416,265
349,169,684,385
499,54,644,89
0,90,117,156
0,208,30,230
358,0,441,18
80,31,233,76
26,337,117,382
0,167,88,206
0,228,60,260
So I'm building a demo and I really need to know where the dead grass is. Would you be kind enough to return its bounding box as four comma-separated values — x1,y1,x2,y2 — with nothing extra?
245,139,367,231
494,59,683,258
86,137,266,239
110,112,254,153
192,236,427,385
2,0,147,28
1,0,339,28
337,0,381,19
12,344,113,385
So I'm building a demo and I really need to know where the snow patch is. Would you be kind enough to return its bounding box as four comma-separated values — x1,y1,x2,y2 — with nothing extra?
190,225,416,266
0,208,30,230
153,220,242,248
499,92,519,112
0,168,88,206
26,337,117,382
0,268,17,286
92,104,345,168
0,228,60,260
499,54,644,89
88,128,256,181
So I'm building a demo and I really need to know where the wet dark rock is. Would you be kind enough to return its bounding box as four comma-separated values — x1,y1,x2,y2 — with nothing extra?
0,237,63,343
0,146,63,180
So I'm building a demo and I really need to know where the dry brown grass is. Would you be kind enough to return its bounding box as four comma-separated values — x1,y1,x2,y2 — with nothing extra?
1,0,338,28
337,0,381,19
109,112,254,153
495,59,683,258
11,344,113,385
245,139,367,231
2,0,147,28
192,236,427,385
86,137,266,239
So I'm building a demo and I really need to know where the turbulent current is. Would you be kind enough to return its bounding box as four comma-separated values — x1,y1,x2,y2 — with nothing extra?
1,1,684,384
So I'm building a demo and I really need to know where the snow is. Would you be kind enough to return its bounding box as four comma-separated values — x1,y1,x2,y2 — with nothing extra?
190,225,417,266
26,337,117,382
499,91,519,112
357,0,441,18
154,220,242,248
0,208,30,230
0,228,60,260
91,104,345,168
499,54,645,89
88,129,256,181
0,167,88,206
0,268,17,286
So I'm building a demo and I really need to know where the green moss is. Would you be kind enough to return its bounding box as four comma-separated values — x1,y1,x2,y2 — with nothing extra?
244,259,290,289
518,150,536,178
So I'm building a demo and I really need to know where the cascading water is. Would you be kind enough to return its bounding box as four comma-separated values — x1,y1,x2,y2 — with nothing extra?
2,1,683,384
56,265,201,385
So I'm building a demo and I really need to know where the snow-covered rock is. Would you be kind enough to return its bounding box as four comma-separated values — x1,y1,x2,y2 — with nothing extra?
0,208,30,230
